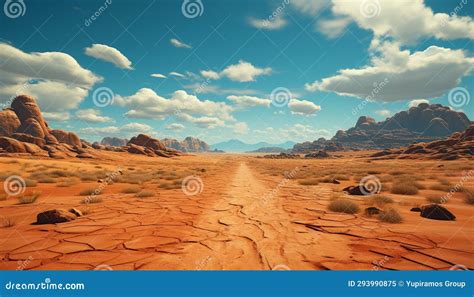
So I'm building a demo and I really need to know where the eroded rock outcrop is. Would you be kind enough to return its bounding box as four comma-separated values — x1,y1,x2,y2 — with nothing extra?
371,125,474,160
292,103,471,152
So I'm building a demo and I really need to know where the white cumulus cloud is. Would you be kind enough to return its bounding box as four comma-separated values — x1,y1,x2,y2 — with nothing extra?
85,44,133,70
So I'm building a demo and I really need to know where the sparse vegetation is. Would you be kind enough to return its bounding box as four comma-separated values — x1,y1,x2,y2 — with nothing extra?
328,199,359,214
25,179,38,187
371,194,394,205
298,178,320,186
79,188,101,196
390,179,420,195
57,178,80,187
78,206,92,215
121,186,142,194
38,178,56,183
430,184,453,192
2,217,15,228
0,194,6,201
378,208,403,223
462,188,474,205
426,195,444,204
18,192,41,204
81,196,103,204
136,190,155,198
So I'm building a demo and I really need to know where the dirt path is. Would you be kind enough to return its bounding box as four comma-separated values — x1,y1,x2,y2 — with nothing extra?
183,162,316,270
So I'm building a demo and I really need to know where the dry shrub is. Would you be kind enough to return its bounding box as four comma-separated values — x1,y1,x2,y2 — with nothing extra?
38,178,56,184
426,195,444,204
18,192,41,204
79,188,101,196
298,178,320,186
371,195,394,205
136,190,155,198
463,188,474,205
2,217,15,228
328,199,359,214
378,208,403,223
390,179,420,195
57,178,80,187
81,196,103,204
121,186,142,194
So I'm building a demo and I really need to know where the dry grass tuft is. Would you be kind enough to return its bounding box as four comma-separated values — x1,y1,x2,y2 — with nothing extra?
2,217,15,228
79,188,101,196
371,195,394,205
81,196,103,204
18,192,41,204
462,188,474,205
135,190,155,198
298,178,320,186
426,195,444,204
328,199,359,214
121,186,142,194
390,179,420,195
378,208,403,223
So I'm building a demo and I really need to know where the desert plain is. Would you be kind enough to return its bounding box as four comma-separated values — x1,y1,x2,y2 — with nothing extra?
0,151,472,270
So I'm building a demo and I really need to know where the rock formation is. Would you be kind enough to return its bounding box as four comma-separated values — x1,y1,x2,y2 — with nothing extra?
292,103,471,152
0,95,183,159
371,124,473,160
100,137,128,147
161,136,210,152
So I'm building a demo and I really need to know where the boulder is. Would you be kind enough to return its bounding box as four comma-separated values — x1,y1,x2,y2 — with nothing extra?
11,133,46,147
50,130,82,147
127,143,148,155
0,108,21,137
11,95,50,137
16,118,46,138
0,137,26,153
128,134,166,151
36,209,77,224
420,204,456,221
69,208,83,217
343,185,370,196
365,207,381,216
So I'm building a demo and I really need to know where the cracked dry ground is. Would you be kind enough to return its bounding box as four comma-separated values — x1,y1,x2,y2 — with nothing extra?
0,155,473,270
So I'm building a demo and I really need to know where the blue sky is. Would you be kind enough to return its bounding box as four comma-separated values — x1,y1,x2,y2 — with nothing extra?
0,0,473,144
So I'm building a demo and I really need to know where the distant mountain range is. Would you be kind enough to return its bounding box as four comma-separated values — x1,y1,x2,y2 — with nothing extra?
293,103,472,152
211,139,295,152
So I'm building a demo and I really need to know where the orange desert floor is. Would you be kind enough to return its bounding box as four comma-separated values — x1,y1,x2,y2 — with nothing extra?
0,152,473,270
